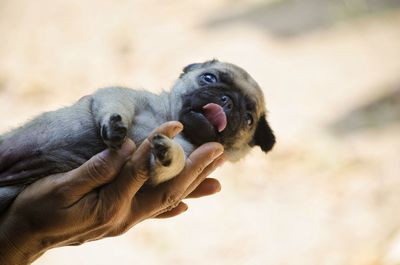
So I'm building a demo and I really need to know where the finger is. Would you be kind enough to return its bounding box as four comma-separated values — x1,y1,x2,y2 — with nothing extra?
181,155,224,199
157,121,183,139
79,201,189,241
154,179,222,218
166,143,223,195
186,178,221,199
133,142,223,220
154,202,188,219
58,139,136,198
155,178,222,219
101,121,183,201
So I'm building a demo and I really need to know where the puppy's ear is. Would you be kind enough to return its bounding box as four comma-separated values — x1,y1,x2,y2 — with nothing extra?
251,115,275,152
181,63,202,75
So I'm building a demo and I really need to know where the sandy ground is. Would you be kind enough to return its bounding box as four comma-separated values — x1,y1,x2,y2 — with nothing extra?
0,0,400,264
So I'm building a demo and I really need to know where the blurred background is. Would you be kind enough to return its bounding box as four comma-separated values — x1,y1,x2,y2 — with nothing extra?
0,0,399,264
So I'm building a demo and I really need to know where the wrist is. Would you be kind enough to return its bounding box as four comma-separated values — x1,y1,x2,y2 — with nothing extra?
0,215,44,265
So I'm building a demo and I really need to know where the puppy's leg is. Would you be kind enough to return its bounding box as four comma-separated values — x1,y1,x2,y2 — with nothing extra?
148,134,186,186
91,88,135,149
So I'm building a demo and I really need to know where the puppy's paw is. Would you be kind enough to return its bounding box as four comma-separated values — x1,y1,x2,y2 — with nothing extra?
151,134,173,167
101,113,128,149
149,134,186,186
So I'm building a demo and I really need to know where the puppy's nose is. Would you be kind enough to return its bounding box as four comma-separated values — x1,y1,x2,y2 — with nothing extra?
221,95,233,111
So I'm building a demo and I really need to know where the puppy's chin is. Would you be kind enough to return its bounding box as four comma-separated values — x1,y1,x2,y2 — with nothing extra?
179,110,218,146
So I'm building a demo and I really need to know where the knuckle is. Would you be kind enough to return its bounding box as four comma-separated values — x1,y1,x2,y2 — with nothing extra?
164,203,179,213
135,172,150,183
86,156,116,181
187,158,207,177
194,166,205,177
161,191,182,209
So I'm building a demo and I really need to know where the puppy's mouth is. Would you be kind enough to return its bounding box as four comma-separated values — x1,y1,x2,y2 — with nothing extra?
202,103,227,133
179,86,236,146
179,102,229,146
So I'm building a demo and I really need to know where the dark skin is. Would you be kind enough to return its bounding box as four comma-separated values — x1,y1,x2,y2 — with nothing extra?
0,121,224,265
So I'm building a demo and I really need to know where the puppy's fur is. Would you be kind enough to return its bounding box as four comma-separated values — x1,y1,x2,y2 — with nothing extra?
0,60,275,212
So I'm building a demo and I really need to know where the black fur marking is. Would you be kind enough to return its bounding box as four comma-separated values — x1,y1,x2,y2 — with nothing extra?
252,115,275,152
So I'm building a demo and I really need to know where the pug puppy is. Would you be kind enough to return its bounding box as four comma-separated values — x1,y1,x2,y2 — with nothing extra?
0,59,275,212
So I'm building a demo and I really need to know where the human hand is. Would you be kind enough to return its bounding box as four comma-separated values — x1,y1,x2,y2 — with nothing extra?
0,121,224,265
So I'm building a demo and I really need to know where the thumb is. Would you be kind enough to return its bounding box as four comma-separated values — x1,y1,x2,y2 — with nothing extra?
60,139,136,198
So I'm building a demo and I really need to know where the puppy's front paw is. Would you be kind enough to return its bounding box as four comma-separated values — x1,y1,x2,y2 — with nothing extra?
149,133,186,186
101,113,127,149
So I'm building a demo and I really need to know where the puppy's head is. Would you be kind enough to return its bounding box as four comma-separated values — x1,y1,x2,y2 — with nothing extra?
175,60,275,161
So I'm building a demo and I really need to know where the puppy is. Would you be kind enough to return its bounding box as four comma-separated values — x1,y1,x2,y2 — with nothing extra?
0,59,275,212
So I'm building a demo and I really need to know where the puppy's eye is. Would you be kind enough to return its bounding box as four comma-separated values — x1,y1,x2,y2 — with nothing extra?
200,73,218,84
245,113,253,127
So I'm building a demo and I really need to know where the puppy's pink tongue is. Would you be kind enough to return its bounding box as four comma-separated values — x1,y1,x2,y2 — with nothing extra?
202,103,227,132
